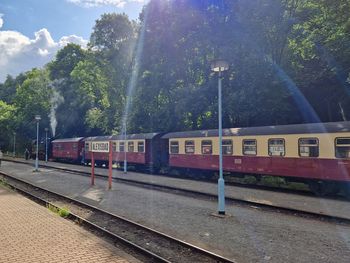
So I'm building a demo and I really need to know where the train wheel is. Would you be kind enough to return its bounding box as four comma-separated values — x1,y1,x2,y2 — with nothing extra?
308,181,340,196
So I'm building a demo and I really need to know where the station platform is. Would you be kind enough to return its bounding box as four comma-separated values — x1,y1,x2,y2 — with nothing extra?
1,159,350,262
0,185,139,263
7,157,350,221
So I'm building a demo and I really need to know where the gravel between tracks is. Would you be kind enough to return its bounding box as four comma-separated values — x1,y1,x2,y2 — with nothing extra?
2,161,350,263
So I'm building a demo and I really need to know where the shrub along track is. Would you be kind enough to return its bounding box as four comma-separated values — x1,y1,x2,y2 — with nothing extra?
0,170,235,263
4,158,350,225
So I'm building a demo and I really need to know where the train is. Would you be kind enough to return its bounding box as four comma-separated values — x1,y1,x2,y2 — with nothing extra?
49,121,350,196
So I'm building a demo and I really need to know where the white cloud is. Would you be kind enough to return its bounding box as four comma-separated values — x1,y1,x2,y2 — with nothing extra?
66,0,148,8
0,21,88,82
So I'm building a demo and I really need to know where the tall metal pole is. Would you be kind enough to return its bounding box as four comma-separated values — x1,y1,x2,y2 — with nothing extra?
13,132,16,158
35,121,39,171
218,69,225,215
108,140,112,189
124,123,127,174
45,129,48,163
211,59,228,216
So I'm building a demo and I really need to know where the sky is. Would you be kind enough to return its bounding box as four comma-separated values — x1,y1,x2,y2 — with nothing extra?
0,0,147,82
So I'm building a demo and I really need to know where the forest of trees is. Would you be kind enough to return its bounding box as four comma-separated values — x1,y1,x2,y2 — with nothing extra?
1,0,350,152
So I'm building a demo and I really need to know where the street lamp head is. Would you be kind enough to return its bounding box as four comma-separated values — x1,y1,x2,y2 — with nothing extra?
35,115,41,121
211,59,229,72
45,128,49,132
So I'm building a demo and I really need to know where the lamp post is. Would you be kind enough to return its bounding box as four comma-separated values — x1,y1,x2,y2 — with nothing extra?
45,128,49,163
34,115,41,171
123,123,127,174
211,59,229,215
13,132,16,158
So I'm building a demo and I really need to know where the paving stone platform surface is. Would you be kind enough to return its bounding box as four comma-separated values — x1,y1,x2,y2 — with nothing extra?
0,185,139,263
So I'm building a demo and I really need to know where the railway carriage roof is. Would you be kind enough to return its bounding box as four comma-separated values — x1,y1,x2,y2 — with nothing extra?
52,137,85,143
84,133,160,141
162,121,350,138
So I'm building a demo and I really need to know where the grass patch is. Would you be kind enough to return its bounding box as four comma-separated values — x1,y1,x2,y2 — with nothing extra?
0,178,9,187
47,204,70,218
0,178,13,191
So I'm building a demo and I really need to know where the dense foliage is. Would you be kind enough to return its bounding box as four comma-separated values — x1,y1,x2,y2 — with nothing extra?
1,0,350,152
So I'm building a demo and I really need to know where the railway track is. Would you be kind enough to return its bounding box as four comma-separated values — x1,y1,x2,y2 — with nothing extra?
0,170,235,263
4,158,350,225
4,157,318,197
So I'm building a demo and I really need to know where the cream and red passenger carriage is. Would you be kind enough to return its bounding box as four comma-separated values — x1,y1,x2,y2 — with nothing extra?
163,121,350,195
51,121,350,195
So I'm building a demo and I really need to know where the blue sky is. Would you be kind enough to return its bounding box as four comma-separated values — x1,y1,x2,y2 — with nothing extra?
0,0,147,82
0,0,145,41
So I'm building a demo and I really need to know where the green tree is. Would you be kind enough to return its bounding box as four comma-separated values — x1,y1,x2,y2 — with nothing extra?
48,43,88,137
287,0,350,121
48,43,87,80
14,68,52,138
0,100,16,149
70,59,111,133
0,74,26,104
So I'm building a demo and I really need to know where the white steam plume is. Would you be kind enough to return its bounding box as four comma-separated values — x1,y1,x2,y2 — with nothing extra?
49,80,65,137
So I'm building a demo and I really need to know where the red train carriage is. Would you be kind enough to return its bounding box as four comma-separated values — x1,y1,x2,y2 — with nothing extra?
52,137,85,163
162,121,350,195
84,133,168,171
83,135,115,165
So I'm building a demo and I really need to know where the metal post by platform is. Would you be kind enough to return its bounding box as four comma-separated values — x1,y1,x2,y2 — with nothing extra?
211,59,229,216
45,128,48,163
108,141,112,189
13,132,16,158
124,124,127,174
217,69,225,215
91,152,95,186
34,115,41,172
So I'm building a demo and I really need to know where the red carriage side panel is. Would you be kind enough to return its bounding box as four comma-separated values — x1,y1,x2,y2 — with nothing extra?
168,154,350,182
113,152,146,164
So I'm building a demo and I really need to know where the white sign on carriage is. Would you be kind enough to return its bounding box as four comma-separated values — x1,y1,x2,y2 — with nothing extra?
91,142,109,152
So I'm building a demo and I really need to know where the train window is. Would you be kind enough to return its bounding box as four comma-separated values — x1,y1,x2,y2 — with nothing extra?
222,140,233,155
138,142,145,153
112,142,117,152
335,137,350,158
85,143,89,151
73,143,77,150
128,141,134,152
268,139,285,156
299,138,319,157
201,140,212,154
185,140,195,154
119,142,125,152
170,141,179,154
243,139,257,155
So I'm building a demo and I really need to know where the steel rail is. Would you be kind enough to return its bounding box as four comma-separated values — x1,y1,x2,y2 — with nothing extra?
4,158,350,225
0,170,235,263
4,157,316,196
